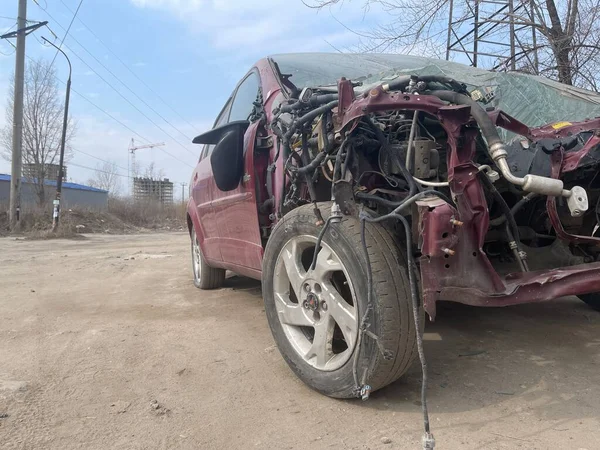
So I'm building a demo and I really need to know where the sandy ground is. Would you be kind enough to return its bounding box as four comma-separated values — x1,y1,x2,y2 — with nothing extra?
0,232,599,450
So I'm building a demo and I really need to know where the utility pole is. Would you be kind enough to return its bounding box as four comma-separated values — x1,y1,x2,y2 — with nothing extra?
1,6,47,230
42,37,72,232
181,182,187,204
9,0,27,230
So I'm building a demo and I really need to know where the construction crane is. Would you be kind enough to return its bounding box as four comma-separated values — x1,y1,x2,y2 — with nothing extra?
128,139,165,193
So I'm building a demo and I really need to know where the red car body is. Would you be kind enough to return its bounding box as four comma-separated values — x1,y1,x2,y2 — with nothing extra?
187,58,280,280
187,56,600,319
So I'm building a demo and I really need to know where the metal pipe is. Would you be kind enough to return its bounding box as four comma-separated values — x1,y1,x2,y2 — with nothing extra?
405,111,419,171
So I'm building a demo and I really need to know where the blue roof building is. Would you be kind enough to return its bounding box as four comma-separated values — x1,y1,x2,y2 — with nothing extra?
0,173,109,210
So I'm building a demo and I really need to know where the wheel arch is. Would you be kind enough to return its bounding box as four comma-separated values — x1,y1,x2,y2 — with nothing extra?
186,199,208,254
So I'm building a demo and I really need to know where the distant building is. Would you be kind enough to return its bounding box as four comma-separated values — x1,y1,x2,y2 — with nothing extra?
133,177,173,205
22,163,67,181
0,174,108,210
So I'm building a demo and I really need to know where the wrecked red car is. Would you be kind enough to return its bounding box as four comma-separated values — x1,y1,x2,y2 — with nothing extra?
187,53,600,404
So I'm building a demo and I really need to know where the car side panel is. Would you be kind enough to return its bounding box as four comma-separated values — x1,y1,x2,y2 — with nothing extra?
190,157,222,262
212,121,263,271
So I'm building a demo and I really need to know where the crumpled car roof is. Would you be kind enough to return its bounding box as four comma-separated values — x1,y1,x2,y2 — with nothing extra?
271,53,600,131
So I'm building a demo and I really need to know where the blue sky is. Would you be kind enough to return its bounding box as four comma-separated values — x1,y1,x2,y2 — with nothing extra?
0,0,390,196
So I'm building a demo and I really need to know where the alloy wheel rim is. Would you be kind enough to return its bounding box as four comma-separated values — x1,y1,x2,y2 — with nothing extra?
273,235,358,371
192,234,202,281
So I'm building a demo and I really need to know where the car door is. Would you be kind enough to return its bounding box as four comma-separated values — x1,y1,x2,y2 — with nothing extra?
191,99,231,263
211,70,264,273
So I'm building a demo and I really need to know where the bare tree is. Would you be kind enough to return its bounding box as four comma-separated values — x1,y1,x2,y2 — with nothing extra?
87,161,122,195
306,1,600,90
1,58,76,205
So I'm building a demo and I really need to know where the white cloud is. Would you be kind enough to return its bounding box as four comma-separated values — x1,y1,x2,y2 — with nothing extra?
130,0,381,53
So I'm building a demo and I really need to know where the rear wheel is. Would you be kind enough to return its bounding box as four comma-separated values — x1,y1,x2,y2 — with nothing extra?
262,203,418,398
191,225,225,289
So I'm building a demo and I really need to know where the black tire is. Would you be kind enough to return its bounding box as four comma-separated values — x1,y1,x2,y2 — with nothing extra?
578,293,600,311
191,225,225,290
262,202,418,398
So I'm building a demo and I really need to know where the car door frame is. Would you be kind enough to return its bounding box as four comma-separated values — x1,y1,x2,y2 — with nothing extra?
210,69,265,277
188,98,232,266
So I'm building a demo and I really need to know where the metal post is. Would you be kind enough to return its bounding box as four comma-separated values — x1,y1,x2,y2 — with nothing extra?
445,0,454,60
529,0,539,74
473,1,480,67
181,182,187,204
9,0,27,230
508,0,516,70
42,38,72,232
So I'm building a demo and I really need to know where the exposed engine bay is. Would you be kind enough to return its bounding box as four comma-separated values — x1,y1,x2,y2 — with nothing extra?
267,72,600,318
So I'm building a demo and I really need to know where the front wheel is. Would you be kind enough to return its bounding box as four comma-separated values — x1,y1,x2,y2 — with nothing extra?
262,203,418,398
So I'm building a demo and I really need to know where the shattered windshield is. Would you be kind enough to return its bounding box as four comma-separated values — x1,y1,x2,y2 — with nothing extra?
271,53,600,129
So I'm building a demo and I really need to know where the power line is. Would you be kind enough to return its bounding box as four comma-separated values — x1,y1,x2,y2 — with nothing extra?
22,52,194,169
58,0,198,134
48,0,83,69
56,39,196,163
37,22,196,165
74,148,129,173
69,161,186,185
36,1,196,154
52,22,195,147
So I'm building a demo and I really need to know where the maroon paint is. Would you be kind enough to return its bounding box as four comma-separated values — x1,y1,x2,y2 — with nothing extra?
188,59,280,274
189,60,600,316
334,84,600,319
487,109,532,138
530,117,600,139
335,82,447,132
546,149,600,245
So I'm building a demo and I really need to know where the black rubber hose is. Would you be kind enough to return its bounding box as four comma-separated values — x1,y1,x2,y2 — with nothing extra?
300,132,311,166
333,138,351,181
489,193,538,226
355,191,453,209
479,172,521,243
309,93,338,106
279,164,287,218
364,116,417,200
296,151,326,175
355,192,410,209
428,90,502,149
309,216,333,271
359,210,431,435
284,100,339,142
362,190,454,224
382,75,412,92
396,213,430,435
278,100,302,114
418,75,466,93
385,74,465,94
321,111,330,153
341,145,353,178
279,94,339,114
352,218,374,395
479,172,528,271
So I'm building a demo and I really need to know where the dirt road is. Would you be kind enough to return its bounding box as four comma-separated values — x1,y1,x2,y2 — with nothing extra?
0,233,599,449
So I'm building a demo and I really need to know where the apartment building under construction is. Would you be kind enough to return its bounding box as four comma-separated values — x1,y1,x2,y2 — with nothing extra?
133,177,174,205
